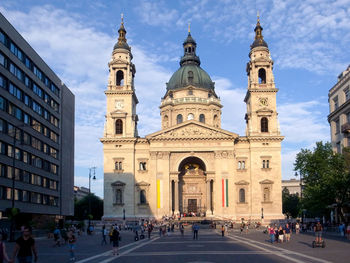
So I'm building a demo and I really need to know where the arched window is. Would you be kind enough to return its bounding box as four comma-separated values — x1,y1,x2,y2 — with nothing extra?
213,115,218,127
116,70,124,86
261,117,268,132
115,161,122,170
163,115,169,128
199,114,205,123
140,190,146,204
119,162,122,170
116,119,123,134
258,68,266,84
116,189,122,204
239,189,245,203
177,114,183,124
188,71,193,83
238,161,241,169
263,187,270,202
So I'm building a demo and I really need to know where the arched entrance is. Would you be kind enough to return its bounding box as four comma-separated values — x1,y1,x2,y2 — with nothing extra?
175,157,209,216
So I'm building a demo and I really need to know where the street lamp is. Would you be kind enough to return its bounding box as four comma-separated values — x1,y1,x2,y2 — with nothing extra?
88,167,96,228
261,207,264,220
123,208,125,221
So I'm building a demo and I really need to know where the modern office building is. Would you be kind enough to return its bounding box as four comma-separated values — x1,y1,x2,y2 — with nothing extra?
0,13,74,220
102,17,284,222
328,65,350,153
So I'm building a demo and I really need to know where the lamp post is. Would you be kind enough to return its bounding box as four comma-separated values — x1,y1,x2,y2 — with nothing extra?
123,208,125,220
261,207,264,220
88,167,96,228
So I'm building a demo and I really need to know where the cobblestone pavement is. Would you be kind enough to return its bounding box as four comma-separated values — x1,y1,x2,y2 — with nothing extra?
4,227,350,263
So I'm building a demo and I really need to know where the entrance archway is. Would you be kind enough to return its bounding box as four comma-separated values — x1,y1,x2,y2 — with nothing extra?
174,157,209,216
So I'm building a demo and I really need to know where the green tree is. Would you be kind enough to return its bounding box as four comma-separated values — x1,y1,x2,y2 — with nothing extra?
282,188,301,218
294,141,350,220
74,193,103,220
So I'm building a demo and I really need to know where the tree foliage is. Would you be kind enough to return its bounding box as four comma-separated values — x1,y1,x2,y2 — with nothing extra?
282,188,301,218
74,194,103,220
294,141,350,220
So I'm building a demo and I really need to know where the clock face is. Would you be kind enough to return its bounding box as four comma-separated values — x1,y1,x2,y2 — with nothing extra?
115,100,124,110
187,113,194,120
259,97,268,106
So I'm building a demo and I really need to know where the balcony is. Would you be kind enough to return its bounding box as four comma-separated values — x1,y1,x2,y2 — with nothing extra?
341,122,350,133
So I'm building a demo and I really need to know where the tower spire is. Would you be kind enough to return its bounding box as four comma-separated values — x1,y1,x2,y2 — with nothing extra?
114,13,130,50
250,14,268,49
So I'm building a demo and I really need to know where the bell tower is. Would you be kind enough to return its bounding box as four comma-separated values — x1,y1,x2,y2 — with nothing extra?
104,15,138,138
244,16,280,137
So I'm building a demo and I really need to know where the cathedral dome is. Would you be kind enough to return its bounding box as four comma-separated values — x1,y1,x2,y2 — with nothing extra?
167,64,214,91
166,32,214,91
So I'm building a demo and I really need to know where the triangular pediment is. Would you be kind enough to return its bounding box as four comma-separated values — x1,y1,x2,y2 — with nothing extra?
146,120,238,139
111,180,125,186
259,179,274,184
136,181,150,186
235,180,249,185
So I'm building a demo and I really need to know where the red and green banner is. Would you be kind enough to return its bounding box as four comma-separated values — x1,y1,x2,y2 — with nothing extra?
222,179,228,207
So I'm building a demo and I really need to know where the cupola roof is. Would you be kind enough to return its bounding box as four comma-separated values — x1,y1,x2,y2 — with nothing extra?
167,28,215,92
250,14,268,49
114,14,130,51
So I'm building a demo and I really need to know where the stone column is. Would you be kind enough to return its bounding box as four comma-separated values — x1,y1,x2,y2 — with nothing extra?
206,179,212,216
174,179,179,215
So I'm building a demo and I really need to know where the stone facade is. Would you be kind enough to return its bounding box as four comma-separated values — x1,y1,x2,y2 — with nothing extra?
102,17,284,221
328,65,350,153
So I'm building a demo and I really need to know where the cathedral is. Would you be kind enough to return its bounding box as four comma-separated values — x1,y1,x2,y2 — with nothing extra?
101,17,284,222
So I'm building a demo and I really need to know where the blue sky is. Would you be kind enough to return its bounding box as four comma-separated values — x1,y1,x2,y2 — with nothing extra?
1,0,350,198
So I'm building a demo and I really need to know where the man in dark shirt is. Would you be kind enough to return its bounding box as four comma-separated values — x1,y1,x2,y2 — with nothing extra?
12,226,38,263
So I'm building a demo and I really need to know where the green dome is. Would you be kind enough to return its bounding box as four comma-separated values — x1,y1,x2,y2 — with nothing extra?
167,64,214,91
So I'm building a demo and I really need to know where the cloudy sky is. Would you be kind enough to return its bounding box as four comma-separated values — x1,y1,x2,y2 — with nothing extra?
1,0,349,198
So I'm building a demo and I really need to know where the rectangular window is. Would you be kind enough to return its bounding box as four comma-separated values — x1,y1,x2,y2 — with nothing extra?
33,66,42,80
333,97,339,110
0,119,4,133
10,43,23,61
335,119,340,134
0,53,5,66
6,166,12,179
345,88,350,101
25,57,31,69
32,83,43,98
0,96,4,110
22,190,29,202
9,63,23,81
24,76,30,87
0,75,5,88
6,188,12,200
0,31,5,44
7,145,13,158
50,164,58,174
50,148,58,158
23,172,30,183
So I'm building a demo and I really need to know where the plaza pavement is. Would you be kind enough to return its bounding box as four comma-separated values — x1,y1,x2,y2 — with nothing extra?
4,226,350,263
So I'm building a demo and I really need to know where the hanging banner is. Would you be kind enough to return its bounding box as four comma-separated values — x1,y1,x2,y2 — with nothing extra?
222,179,228,207
157,179,162,208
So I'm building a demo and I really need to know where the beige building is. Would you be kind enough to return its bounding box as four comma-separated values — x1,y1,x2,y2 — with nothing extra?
328,65,350,153
281,179,301,196
101,17,284,222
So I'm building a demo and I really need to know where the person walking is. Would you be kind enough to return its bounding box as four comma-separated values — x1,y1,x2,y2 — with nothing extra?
101,225,107,245
147,224,153,239
284,223,291,242
192,224,199,240
108,226,114,244
278,226,284,243
268,225,275,243
180,224,184,237
53,226,61,247
221,225,225,237
0,233,11,263
295,222,300,234
68,230,76,261
12,226,38,263
111,227,120,256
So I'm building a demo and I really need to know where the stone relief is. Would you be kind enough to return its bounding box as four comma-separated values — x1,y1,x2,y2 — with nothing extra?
157,125,231,138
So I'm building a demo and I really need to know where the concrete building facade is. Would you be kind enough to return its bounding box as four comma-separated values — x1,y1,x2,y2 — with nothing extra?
0,13,75,218
328,65,350,153
281,179,301,196
102,17,284,222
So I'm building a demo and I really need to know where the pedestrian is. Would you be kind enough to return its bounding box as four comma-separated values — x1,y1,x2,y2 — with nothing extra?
245,223,249,234
101,225,107,245
180,224,184,237
159,226,162,237
147,224,153,239
0,233,11,263
221,225,225,237
278,226,284,243
346,223,350,240
192,224,199,240
53,226,61,247
274,225,279,243
12,226,38,263
284,223,291,242
109,226,114,244
295,222,300,234
68,230,76,261
240,223,244,234
268,225,275,243
111,227,120,256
